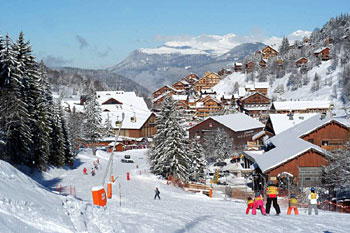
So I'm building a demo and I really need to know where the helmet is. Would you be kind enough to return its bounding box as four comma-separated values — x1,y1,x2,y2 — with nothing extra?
267,180,274,186
255,192,260,197
290,194,296,198
311,187,315,192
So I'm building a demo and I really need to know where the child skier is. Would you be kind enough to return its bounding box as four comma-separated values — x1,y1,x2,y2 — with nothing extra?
252,192,266,215
287,194,299,215
265,181,281,215
246,197,254,214
308,187,319,215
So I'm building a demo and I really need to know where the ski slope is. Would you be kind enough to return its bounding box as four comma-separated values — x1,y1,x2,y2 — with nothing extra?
1,149,350,232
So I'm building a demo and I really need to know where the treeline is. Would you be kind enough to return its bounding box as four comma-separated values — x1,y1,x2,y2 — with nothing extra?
0,32,73,171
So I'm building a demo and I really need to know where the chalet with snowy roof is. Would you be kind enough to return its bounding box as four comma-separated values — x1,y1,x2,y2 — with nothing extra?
152,85,180,99
262,46,278,59
243,114,350,187
189,113,264,151
195,96,223,118
296,57,308,67
314,47,330,61
270,101,331,114
171,95,188,109
259,59,267,68
245,82,269,95
264,113,318,136
245,61,255,73
234,63,243,72
181,73,199,85
240,92,271,121
172,80,189,92
220,94,234,107
194,72,221,92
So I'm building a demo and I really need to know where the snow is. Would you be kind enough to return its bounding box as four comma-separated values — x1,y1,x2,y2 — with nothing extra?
1,149,350,232
209,113,264,132
268,113,318,135
272,101,331,111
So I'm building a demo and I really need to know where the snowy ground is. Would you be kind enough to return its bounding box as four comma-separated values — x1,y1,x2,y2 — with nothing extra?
1,149,350,233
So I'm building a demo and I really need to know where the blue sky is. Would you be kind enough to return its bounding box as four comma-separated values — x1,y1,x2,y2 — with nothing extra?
0,0,349,69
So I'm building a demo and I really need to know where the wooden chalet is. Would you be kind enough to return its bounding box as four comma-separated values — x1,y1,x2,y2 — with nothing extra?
314,47,330,61
240,92,271,121
259,59,267,68
262,46,278,59
195,96,223,118
245,61,255,73
270,101,331,114
189,113,264,151
245,82,269,95
194,72,221,92
172,95,188,110
152,85,179,99
244,114,350,187
296,57,308,67
172,80,189,92
181,73,199,85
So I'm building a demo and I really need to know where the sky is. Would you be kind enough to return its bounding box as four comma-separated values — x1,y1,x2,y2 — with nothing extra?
0,0,349,69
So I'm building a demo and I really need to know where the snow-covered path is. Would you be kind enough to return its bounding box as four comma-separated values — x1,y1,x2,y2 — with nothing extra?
1,149,350,232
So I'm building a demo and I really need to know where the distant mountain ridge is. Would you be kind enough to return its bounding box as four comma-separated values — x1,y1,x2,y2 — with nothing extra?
108,42,267,91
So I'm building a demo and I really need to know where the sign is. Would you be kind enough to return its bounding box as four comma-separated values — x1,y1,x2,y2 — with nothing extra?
270,176,277,181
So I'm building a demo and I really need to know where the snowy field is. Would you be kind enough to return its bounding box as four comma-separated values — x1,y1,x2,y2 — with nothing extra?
1,148,350,233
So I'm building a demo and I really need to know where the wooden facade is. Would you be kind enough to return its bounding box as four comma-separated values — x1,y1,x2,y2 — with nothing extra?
266,149,328,186
152,85,177,99
189,118,263,151
314,47,330,61
172,80,188,91
117,113,157,138
241,92,271,120
245,61,255,73
301,120,349,151
259,59,267,68
262,46,278,59
195,96,223,118
194,72,221,92
181,73,199,85
296,57,308,67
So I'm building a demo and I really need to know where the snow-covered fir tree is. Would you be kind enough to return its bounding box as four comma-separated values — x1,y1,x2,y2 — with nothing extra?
279,36,290,56
322,143,350,190
150,96,190,181
188,138,207,181
203,128,234,163
83,90,102,155
67,106,83,155
103,113,114,137
0,35,32,165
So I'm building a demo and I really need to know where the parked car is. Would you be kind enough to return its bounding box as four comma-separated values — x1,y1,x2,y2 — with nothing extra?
121,158,134,163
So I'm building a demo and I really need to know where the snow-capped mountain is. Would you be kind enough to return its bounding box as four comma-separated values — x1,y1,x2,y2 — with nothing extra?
108,31,310,91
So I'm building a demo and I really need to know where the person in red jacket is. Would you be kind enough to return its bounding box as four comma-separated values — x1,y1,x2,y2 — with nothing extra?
83,167,87,175
246,197,254,214
265,181,281,215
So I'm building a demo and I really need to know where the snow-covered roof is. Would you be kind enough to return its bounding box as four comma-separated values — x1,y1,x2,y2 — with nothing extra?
152,91,171,103
245,82,269,90
314,47,329,53
238,87,246,97
235,62,242,66
246,114,350,173
101,111,153,129
252,131,267,141
180,80,189,85
268,113,318,135
96,91,149,113
209,113,264,132
271,101,331,111
172,95,188,101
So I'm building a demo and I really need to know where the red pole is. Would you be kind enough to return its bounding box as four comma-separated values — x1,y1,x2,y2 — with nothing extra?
127,172,130,180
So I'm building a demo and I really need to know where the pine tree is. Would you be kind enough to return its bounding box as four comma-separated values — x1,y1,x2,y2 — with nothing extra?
0,35,32,165
57,99,73,165
279,36,290,56
48,102,65,166
150,96,190,181
67,106,82,155
188,139,207,181
103,113,114,137
83,90,102,155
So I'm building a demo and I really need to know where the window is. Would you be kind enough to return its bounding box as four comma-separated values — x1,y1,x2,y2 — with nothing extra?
322,140,329,146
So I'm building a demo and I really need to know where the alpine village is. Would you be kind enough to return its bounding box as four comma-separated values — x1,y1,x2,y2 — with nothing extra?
1,8,350,233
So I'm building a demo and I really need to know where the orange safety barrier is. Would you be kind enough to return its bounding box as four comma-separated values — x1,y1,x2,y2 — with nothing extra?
107,182,112,199
209,188,213,198
91,186,107,207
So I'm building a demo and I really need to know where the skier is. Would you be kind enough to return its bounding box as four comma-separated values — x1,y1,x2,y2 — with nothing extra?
308,187,319,215
265,181,281,215
83,167,87,175
154,187,160,200
252,192,266,215
246,197,254,214
287,194,299,215
91,168,96,176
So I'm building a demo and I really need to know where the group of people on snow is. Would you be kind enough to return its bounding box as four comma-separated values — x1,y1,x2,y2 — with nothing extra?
246,181,319,216
83,158,100,176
